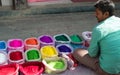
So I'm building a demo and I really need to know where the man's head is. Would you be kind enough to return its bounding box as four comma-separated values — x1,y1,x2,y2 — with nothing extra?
94,0,115,22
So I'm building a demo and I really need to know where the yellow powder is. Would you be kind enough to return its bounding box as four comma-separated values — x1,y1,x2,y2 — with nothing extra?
42,46,57,56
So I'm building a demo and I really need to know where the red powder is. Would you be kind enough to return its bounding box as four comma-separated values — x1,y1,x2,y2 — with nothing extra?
0,63,18,75
10,51,23,60
0,67,16,75
24,66,39,74
26,39,38,45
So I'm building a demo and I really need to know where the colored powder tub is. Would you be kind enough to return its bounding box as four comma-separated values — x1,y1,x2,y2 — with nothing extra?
7,39,24,51
40,46,58,59
42,57,67,74
38,35,55,47
24,37,40,50
0,63,19,75
0,51,8,65
70,34,83,44
82,31,92,42
25,48,41,62
19,62,45,75
0,41,7,52
54,34,71,46
8,50,25,64
56,44,73,54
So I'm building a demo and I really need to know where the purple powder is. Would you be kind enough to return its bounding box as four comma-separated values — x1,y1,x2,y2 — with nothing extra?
58,45,72,52
40,36,53,43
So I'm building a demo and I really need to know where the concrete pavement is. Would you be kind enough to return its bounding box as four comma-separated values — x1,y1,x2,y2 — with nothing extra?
0,10,120,41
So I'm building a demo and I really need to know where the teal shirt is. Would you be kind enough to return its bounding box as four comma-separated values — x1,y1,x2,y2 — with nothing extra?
88,16,120,74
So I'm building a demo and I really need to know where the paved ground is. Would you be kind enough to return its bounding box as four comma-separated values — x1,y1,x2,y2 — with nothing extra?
0,10,120,41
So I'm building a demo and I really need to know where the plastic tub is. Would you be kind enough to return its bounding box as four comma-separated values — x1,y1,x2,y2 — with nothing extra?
0,41,7,52
38,35,55,47
0,63,19,75
7,39,24,51
19,62,45,75
0,51,8,65
56,44,73,54
82,31,92,42
42,57,67,74
8,50,25,64
24,37,40,50
40,46,58,59
53,33,71,46
25,48,41,62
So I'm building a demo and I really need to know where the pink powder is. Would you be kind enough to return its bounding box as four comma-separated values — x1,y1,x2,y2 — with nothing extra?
9,40,22,47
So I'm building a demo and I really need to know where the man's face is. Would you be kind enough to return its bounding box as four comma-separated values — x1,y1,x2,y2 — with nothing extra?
95,8,108,22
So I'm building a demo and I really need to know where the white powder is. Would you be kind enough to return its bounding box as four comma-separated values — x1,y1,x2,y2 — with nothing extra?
0,53,7,64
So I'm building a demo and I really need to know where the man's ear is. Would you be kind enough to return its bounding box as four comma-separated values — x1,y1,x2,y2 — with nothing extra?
104,12,109,18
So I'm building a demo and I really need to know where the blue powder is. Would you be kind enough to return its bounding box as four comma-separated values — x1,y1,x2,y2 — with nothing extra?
0,42,6,49
58,45,72,52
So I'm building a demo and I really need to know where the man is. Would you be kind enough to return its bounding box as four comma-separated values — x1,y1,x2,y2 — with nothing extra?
73,0,120,75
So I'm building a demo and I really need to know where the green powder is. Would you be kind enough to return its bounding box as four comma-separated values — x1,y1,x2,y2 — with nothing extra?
55,35,69,41
27,50,39,60
48,60,65,69
70,35,82,43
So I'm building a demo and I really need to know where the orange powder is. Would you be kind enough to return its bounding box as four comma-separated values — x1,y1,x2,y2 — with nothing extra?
26,38,38,45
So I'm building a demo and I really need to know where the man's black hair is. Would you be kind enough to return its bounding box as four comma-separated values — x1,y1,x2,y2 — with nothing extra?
94,0,115,16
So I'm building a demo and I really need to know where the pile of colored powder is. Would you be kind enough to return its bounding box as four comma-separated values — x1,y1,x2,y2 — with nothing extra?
23,66,39,74
9,40,22,47
47,60,65,69
0,53,7,64
26,38,38,45
0,42,6,49
40,36,53,43
55,35,69,41
58,45,72,52
42,46,56,56
70,35,82,43
10,51,23,60
0,67,16,75
27,50,39,60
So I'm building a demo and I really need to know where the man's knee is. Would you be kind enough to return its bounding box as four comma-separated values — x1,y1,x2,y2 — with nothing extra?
73,49,88,57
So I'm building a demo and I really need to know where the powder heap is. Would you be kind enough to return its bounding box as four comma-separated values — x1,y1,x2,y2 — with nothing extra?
27,50,39,60
58,45,72,52
42,46,56,56
0,53,6,64
10,51,23,60
48,60,65,69
55,35,69,41
23,66,39,74
40,36,53,43
0,67,16,75
0,42,6,49
9,40,22,47
70,35,82,43
26,38,38,45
